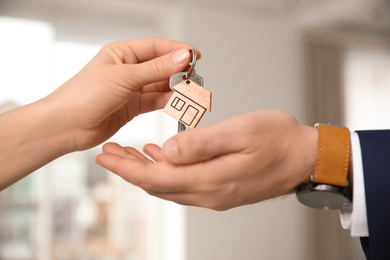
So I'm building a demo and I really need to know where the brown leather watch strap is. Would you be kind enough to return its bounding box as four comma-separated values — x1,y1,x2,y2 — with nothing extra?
313,124,351,187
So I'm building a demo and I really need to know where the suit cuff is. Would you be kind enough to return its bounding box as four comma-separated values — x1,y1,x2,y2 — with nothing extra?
339,132,369,237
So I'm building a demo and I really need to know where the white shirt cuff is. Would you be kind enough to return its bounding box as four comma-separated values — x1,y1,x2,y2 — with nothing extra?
339,132,369,237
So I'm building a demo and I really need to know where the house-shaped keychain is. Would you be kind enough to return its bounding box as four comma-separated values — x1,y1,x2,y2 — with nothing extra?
163,79,212,129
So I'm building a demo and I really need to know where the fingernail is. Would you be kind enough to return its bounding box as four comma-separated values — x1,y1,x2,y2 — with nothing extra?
163,138,178,162
172,48,189,64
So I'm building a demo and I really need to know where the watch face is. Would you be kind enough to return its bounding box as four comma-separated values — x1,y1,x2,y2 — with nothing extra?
297,189,350,210
296,183,352,210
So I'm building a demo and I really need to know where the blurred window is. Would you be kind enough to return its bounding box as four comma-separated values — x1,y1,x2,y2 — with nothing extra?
0,15,183,260
343,45,390,130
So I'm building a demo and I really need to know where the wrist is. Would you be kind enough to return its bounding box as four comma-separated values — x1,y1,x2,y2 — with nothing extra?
43,86,90,152
34,97,77,154
0,99,75,189
296,124,319,187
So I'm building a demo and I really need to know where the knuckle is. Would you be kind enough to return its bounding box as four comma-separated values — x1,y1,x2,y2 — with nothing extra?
100,42,120,58
99,43,112,53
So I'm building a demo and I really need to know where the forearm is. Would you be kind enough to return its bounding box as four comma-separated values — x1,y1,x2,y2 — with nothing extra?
0,98,74,190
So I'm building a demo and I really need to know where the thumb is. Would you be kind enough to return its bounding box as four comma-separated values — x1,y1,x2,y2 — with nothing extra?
127,48,192,87
162,126,235,164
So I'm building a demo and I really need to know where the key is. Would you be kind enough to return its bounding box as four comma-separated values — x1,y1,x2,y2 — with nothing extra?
163,49,212,132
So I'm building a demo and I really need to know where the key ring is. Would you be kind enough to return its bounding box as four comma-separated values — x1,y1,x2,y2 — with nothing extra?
185,49,197,79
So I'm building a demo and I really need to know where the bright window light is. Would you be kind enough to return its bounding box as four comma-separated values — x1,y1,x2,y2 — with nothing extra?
0,17,54,105
0,15,184,260
343,46,390,131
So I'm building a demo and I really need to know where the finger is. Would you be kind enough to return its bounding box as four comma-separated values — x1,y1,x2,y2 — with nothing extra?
96,155,194,193
102,142,128,155
123,48,194,89
124,91,172,117
140,91,173,114
101,142,141,161
97,147,241,210
129,37,201,62
96,152,144,177
123,146,153,164
161,124,238,164
143,144,164,162
141,79,170,93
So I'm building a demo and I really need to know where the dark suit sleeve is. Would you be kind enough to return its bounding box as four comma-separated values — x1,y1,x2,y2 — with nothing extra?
356,130,390,260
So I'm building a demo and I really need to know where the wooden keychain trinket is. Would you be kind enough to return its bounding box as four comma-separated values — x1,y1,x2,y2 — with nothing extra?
163,49,212,131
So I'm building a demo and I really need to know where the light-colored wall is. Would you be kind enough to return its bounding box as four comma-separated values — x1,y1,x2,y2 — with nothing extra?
182,5,307,123
174,3,365,260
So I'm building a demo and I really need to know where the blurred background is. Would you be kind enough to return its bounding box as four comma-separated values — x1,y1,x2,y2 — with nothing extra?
1,0,390,259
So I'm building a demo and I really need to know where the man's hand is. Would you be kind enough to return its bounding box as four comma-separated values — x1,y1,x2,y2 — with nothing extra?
96,110,318,210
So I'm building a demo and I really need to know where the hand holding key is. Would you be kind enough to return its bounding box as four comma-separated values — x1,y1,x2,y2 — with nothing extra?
96,110,318,210
0,37,199,190
48,38,199,151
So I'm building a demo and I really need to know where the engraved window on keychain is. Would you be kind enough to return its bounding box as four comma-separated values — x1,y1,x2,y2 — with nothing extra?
163,49,212,132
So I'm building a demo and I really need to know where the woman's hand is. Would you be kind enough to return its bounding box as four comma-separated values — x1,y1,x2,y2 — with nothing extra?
0,37,198,190
48,37,199,151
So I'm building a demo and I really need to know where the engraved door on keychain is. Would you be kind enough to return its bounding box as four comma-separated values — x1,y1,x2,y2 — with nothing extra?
163,49,212,131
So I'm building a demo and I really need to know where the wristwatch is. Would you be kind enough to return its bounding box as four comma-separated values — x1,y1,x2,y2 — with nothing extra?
295,123,352,210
